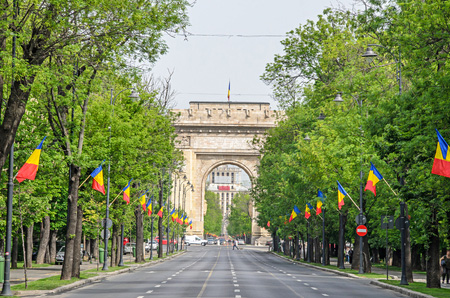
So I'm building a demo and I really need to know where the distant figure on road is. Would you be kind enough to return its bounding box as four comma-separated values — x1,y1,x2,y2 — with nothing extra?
441,250,450,284
233,239,239,250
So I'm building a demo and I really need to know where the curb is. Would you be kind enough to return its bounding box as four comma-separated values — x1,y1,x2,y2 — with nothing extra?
270,252,435,298
14,251,186,297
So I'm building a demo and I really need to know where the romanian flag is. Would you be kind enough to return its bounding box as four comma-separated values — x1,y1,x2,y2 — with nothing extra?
90,162,105,195
184,215,189,225
146,195,153,215
305,203,312,219
432,129,450,178
227,81,231,101
337,181,347,210
16,137,46,183
170,208,176,221
157,205,164,218
267,221,270,227
122,179,132,204
189,220,193,229
317,190,325,215
139,192,147,211
178,213,183,224
289,205,301,222
172,212,178,223
365,162,384,196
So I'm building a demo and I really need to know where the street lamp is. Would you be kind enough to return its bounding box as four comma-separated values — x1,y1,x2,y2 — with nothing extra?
333,92,364,273
362,43,407,285
103,88,139,271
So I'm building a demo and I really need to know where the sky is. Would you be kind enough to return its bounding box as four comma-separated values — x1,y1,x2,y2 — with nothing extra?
150,0,358,110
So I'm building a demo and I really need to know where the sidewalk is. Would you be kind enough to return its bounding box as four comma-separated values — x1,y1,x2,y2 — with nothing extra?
6,251,186,297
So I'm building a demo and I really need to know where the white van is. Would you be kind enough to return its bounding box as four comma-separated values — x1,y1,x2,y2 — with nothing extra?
185,235,207,246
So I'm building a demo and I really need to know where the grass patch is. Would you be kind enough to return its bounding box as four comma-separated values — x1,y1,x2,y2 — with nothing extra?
380,280,450,298
84,265,129,273
371,263,427,275
11,262,53,269
11,272,97,291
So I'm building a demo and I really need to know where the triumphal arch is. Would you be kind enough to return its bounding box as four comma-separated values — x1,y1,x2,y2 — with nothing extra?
172,101,280,244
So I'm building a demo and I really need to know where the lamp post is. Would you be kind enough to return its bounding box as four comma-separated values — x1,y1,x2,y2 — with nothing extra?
362,44,408,285
103,88,139,271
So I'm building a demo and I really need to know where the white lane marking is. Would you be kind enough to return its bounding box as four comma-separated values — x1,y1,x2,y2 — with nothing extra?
155,285,161,288
297,280,302,282
172,274,176,276
287,274,291,276
322,294,329,297
311,287,318,290
257,271,263,273
167,277,172,280
234,284,239,287
312,273,317,275
161,281,167,284
304,283,309,286
236,296,242,298
146,290,153,294
137,296,144,298
233,280,237,283
146,271,155,273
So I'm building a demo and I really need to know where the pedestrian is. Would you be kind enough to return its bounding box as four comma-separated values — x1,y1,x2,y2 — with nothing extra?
349,249,353,264
233,239,239,250
440,250,450,284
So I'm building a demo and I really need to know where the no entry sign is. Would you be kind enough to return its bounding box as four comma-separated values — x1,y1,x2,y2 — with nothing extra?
356,225,368,237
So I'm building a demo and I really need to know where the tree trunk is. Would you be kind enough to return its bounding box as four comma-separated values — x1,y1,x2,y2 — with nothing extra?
135,205,144,262
11,234,18,269
25,223,34,268
158,179,164,258
92,238,99,260
411,245,422,270
426,209,441,288
115,234,121,265
49,230,57,264
61,164,81,280
372,248,380,264
72,205,83,278
392,249,401,267
85,238,91,259
351,235,372,273
337,213,347,268
36,216,50,264
405,204,413,283
111,224,118,267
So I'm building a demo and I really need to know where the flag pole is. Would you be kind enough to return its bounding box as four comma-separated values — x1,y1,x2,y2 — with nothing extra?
78,175,91,189
383,178,398,196
312,207,323,220
109,190,124,207
346,193,361,211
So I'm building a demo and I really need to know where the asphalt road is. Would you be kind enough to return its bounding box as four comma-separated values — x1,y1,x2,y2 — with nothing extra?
50,246,407,298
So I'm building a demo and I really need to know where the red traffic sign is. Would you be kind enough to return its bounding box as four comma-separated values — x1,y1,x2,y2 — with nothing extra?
123,237,129,245
356,225,368,237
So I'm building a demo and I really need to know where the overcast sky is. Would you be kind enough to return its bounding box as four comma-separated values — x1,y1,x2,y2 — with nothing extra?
150,0,359,110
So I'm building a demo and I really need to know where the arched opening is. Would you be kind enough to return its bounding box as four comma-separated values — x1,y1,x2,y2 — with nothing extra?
202,161,253,242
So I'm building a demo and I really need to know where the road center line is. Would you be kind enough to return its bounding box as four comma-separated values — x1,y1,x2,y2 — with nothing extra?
197,249,221,298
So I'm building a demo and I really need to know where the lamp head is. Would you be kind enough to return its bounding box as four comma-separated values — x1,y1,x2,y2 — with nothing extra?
333,92,344,104
317,112,326,120
362,47,377,63
304,134,311,142
129,89,140,100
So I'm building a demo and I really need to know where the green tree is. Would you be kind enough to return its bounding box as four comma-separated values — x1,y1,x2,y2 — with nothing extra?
227,193,252,239
204,190,222,236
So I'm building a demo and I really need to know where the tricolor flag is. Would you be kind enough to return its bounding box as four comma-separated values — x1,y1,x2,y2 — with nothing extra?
227,81,231,101
305,203,312,219
365,162,384,196
157,205,164,218
146,195,153,216
432,129,450,178
90,162,105,195
337,181,347,210
178,213,183,224
170,208,176,221
317,190,325,215
172,212,179,223
139,192,147,211
267,220,270,227
184,215,189,225
189,220,193,229
16,137,46,183
122,179,133,204
289,205,301,222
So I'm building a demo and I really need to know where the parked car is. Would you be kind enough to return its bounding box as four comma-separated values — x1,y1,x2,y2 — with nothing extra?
55,246,83,265
185,235,207,246
145,240,158,252
238,239,245,245
207,237,215,245
124,243,136,255
155,237,177,245
219,238,226,245
265,240,273,246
